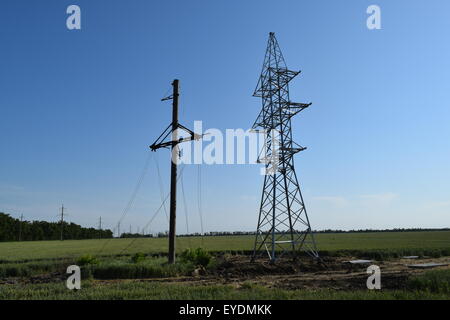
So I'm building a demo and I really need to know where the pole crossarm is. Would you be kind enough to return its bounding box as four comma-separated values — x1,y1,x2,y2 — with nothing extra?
161,95,174,102
149,122,202,151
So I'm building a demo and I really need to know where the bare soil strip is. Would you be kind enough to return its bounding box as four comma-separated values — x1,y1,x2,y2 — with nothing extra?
93,255,450,291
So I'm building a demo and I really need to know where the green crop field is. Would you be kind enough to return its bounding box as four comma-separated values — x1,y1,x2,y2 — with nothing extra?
1,231,450,300
2,277,450,300
1,231,449,262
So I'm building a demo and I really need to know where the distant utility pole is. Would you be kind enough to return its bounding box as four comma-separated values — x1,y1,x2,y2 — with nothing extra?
60,204,65,241
129,224,132,234
117,221,121,238
19,214,23,241
98,216,102,239
150,79,203,264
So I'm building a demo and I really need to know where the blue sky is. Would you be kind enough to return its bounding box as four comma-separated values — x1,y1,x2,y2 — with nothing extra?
1,0,449,233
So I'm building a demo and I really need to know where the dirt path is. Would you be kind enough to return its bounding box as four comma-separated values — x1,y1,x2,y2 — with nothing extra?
95,256,450,291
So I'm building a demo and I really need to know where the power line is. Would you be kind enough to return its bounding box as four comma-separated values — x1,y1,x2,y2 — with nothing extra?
197,164,205,246
97,152,152,254
154,154,169,222
115,152,152,230
118,164,187,256
180,170,192,248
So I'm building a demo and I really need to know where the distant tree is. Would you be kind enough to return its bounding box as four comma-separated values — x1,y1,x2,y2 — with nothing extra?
0,212,113,242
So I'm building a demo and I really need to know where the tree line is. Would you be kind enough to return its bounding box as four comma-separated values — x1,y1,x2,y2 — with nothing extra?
120,233,154,238
0,212,113,242
176,228,450,237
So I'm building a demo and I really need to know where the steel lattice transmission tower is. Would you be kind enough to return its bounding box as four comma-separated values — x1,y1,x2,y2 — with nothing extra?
251,33,319,263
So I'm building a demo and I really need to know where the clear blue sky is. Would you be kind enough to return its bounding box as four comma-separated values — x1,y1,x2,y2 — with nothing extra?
1,0,449,233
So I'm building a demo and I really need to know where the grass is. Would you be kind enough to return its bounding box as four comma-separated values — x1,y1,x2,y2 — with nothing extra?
1,231,449,263
0,256,199,280
408,269,450,293
0,259,72,278
1,278,449,300
0,231,449,300
86,257,196,279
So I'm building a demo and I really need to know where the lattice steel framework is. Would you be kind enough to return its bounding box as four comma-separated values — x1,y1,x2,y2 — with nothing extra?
251,33,319,263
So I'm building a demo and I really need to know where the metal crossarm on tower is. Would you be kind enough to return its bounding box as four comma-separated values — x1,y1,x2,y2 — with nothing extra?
251,33,319,263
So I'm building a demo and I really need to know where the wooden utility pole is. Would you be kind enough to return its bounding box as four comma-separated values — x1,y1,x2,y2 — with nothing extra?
150,79,202,264
168,79,179,264
98,216,102,239
19,214,23,241
60,204,65,241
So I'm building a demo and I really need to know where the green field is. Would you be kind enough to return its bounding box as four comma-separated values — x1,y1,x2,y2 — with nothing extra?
1,231,449,262
2,276,449,300
1,231,449,300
